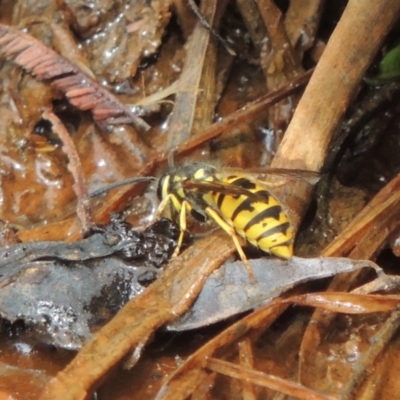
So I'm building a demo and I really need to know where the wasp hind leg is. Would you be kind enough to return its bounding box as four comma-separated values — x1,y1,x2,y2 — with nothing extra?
205,207,256,282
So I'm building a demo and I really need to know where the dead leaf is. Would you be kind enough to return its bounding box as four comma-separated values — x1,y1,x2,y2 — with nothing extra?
168,257,380,331
0,24,149,130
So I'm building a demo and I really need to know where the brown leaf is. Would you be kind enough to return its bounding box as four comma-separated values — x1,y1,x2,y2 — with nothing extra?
0,24,149,131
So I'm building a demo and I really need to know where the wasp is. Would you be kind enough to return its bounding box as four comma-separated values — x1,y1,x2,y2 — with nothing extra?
156,163,298,279
92,163,318,279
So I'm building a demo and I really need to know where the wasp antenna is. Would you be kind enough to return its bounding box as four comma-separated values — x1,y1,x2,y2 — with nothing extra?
90,176,157,198
167,148,177,168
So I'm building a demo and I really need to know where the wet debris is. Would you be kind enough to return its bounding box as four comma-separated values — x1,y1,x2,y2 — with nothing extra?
168,256,381,331
0,219,20,247
0,215,179,349
0,23,150,130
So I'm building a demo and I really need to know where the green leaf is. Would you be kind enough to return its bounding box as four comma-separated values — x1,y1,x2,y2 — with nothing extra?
365,44,400,85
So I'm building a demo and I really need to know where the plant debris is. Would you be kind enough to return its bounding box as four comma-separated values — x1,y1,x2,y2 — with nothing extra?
168,257,381,331
0,1,400,400
0,23,149,130
0,216,178,349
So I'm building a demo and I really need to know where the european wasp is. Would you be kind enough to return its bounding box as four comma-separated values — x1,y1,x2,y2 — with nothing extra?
156,163,301,279
92,163,319,279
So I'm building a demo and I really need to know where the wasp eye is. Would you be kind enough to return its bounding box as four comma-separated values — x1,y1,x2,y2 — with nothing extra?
156,177,165,200
157,174,172,200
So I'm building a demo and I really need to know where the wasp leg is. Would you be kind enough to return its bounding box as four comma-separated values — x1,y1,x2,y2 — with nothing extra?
153,194,189,259
172,199,190,258
153,193,173,222
205,207,256,282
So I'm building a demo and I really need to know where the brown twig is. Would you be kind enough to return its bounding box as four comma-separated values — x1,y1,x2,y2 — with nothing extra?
257,0,304,145
42,110,93,233
238,339,257,400
322,172,400,259
235,0,267,52
165,0,227,149
39,231,234,400
284,0,324,54
297,171,400,386
156,293,399,399
291,2,400,389
168,68,313,160
206,358,337,400
270,0,400,231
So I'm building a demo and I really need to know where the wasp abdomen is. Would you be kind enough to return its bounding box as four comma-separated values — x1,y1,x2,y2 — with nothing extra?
212,175,294,259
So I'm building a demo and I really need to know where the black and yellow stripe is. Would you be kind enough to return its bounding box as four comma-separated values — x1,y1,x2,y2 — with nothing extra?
211,175,293,259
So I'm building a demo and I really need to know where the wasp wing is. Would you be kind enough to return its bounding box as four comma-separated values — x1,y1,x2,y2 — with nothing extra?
182,179,268,202
222,167,320,184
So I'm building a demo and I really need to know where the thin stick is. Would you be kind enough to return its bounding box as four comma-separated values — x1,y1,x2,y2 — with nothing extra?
42,110,93,233
270,0,400,231
163,69,313,161
207,358,337,400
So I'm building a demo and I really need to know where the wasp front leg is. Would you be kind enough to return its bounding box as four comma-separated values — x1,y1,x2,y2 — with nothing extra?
205,207,256,282
172,199,190,258
153,194,189,259
153,193,174,222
